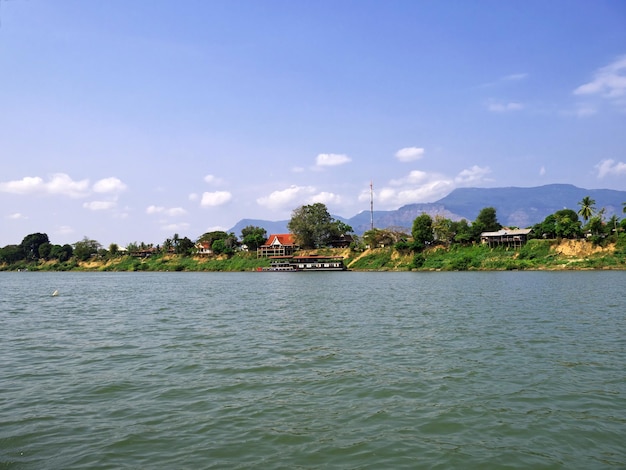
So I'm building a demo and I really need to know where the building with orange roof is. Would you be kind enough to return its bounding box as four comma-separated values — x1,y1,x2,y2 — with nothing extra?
257,234,299,258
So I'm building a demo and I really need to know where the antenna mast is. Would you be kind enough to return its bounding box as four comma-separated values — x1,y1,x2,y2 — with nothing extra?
370,180,374,231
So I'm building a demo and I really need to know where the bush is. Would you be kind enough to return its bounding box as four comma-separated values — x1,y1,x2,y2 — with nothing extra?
412,253,425,269
394,240,412,253
518,239,552,260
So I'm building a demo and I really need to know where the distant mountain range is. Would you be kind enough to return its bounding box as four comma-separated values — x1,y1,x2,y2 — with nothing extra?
229,184,626,236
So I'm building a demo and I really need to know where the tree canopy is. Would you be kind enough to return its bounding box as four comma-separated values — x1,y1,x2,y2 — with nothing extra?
577,196,596,223
288,203,348,249
20,233,49,261
240,226,267,251
473,207,501,233
197,231,238,255
73,237,102,261
411,213,434,251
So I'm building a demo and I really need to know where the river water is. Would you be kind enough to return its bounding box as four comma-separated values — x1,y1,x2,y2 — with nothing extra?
1,271,624,469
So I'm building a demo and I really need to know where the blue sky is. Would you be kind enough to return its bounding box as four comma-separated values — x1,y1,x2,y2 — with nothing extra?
1,0,625,247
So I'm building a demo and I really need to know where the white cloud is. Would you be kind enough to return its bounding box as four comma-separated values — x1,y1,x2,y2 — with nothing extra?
83,201,116,211
0,176,43,194
256,185,316,210
93,177,127,193
361,169,454,207
0,173,89,197
362,165,492,209
8,213,27,220
308,191,342,205
188,193,199,201
46,173,90,197
395,147,425,162
203,174,223,185
390,170,430,186
316,153,351,167
487,101,524,112
363,179,454,207
539,166,546,176
455,165,492,185
574,56,626,98
165,207,187,216
146,205,187,216
393,180,454,204
200,191,232,207
595,159,626,178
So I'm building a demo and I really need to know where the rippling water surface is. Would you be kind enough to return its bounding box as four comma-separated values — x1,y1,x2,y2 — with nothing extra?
1,271,624,469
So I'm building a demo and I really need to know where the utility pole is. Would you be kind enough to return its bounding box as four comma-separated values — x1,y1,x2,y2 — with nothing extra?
370,180,374,231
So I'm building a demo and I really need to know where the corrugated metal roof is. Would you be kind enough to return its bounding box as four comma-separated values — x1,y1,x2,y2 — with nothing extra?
481,228,532,237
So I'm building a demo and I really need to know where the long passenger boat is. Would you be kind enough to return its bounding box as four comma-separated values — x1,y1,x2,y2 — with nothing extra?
260,255,347,272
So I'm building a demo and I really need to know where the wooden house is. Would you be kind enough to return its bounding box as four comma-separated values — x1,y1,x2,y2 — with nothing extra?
257,234,299,258
328,234,354,248
480,228,532,248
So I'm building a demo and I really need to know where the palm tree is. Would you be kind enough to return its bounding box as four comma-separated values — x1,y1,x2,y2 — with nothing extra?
577,196,596,224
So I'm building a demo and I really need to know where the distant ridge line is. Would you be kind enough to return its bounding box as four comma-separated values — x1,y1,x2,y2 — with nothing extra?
228,184,626,236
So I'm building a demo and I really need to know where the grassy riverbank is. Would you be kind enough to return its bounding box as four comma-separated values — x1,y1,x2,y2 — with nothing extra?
3,237,625,272
348,238,626,271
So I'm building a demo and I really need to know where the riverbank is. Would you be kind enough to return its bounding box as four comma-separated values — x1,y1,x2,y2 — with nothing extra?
2,238,625,272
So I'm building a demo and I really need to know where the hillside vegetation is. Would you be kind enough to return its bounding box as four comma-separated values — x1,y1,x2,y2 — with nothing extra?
4,237,625,272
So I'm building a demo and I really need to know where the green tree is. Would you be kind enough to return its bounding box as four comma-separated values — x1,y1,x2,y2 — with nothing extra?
0,245,25,264
577,196,596,224
214,233,238,255
432,215,453,245
198,231,229,247
587,215,607,237
622,202,626,214
288,203,334,249
240,226,267,251
474,207,501,232
607,214,619,236
38,242,52,260
109,243,119,256
533,214,557,239
50,244,73,262
363,228,389,248
20,233,50,261
73,237,102,261
411,213,434,251
534,209,582,239
554,210,583,239
162,238,173,253
126,242,140,253
329,220,354,238
363,228,407,248
451,219,473,244
176,237,195,256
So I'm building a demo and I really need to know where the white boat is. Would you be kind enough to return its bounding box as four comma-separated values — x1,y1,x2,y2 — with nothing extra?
260,255,347,272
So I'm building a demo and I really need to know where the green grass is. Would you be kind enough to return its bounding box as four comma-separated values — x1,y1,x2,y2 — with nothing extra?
349,249,393,270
